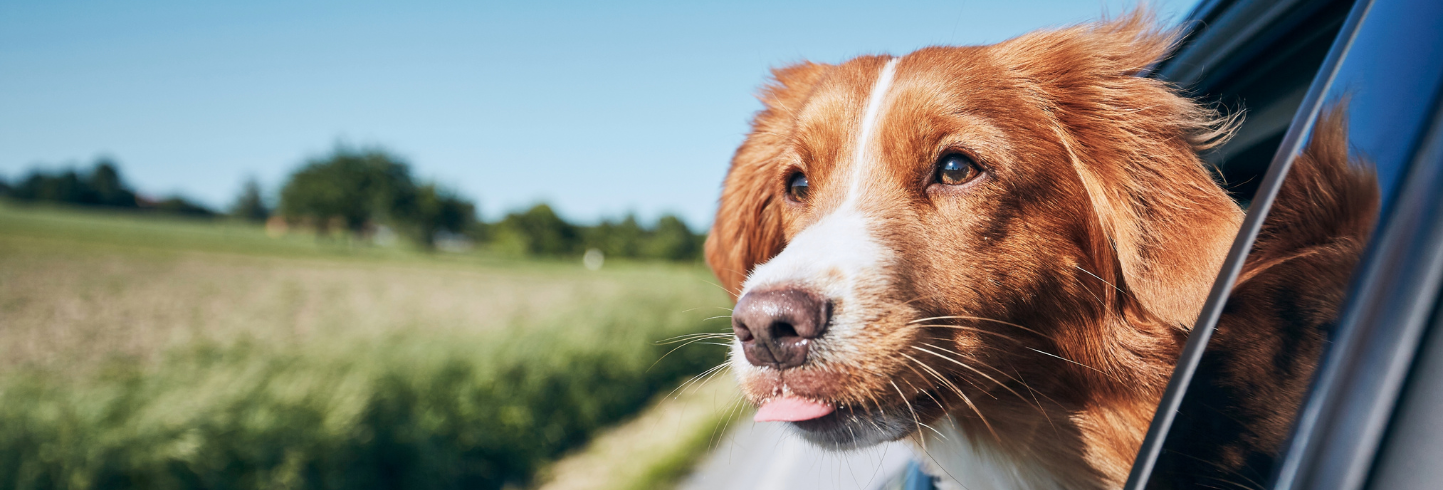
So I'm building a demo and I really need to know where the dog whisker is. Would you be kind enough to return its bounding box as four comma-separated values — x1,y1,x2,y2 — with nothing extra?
655,332,732,345
1072,263,1125,295
917,444,965,487
899,352,998,442
917,342,1026,387
913,344,1027,404
906,314,1046,338
669,362,730,399
710,395,747,450
899,352,973,406
648,335,729,371
906,323,1025,343
905,322,1114,375
697,361,735,384
918,421,947,439
899,365,957,417
889,380,927,453
698,278,743,298
1074,279,1108,310
1024,347,1119,381
1010,364,1060,436
899,336,1069,438
867,397,892,433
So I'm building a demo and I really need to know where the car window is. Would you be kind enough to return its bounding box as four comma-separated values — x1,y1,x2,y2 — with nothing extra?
1127,0,1443,488
1155,0,1358,207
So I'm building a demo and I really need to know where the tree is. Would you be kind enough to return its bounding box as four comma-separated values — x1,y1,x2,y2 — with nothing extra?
585,214,646,258
277,147,419,235
644,214,704,261
406,184,476,248
229,178,270,222
276,146,482,248
87,159,137,207
494,204,581,256
14,169,83,203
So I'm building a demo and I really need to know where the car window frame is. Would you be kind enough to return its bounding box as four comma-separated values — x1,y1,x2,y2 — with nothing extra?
1123,0,1375,487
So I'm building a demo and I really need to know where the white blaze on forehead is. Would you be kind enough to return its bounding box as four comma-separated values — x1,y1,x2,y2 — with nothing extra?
742,58,901,301
845,57,900,206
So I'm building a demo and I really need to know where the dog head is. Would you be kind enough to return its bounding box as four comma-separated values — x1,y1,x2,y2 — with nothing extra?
705,12,1242,484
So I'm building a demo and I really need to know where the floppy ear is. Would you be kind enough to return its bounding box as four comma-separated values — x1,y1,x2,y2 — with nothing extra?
706,61,830,300
996,12,1244,325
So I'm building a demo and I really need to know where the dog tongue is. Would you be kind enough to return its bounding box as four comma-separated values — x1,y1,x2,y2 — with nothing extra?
755,396,835,422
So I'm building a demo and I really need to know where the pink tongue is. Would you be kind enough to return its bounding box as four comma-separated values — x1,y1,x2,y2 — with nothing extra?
755,396,835,422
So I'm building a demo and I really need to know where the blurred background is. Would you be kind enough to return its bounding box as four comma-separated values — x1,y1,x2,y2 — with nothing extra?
0,1,1196,489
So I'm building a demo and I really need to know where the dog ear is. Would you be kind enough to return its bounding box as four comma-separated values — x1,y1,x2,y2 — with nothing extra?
706,62,830,300
997,12,1244,325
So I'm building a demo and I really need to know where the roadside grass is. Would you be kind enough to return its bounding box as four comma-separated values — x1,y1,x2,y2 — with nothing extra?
535,376,749,490
0,203,735,490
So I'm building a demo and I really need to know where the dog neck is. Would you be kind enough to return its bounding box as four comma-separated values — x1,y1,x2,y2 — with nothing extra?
916,387,1159,490
917,417,1072,490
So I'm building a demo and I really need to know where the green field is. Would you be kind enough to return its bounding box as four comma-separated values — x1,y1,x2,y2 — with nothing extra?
0,203,735,490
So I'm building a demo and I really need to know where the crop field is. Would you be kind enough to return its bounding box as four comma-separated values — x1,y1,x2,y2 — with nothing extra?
0,203,737,490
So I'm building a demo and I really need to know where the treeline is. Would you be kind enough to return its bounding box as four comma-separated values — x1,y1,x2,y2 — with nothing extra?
0,159,217,217
491,204,703,261
0,148,706,261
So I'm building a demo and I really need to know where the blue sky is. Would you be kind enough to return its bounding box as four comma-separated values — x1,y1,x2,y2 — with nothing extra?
0,0,1198,227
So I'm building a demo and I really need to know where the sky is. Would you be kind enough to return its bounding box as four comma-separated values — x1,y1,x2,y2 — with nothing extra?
0,0,1199,227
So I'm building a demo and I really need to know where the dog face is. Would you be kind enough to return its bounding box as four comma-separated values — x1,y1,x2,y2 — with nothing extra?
707,14,1242,485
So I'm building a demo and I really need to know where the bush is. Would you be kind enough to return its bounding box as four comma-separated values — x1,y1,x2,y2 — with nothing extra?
0,277,726,490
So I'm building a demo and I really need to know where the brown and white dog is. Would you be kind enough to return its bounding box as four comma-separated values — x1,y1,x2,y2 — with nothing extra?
705,9,1382,489
705,13,1246,490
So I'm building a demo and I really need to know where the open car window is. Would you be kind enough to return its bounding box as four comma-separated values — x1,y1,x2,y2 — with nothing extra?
1128,0,1443,488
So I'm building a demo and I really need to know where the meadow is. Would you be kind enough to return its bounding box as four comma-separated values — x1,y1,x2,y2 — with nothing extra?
0,203,738,490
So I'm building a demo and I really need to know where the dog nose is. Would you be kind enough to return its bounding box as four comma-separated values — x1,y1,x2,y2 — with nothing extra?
732,288,832,369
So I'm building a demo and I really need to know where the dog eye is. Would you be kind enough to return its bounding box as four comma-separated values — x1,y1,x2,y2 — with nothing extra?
786,173,810,202
935,153,980,185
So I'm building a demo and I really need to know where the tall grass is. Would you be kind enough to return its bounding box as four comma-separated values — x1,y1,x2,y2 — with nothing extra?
0,203,733,490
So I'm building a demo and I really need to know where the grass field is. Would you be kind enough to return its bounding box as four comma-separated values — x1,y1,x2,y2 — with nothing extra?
0,203,737,490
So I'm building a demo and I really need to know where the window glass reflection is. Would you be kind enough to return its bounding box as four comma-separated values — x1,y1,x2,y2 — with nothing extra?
1145,0,1443,488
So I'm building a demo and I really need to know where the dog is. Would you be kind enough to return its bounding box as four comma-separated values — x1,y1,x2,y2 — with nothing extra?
703,11,1378,490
